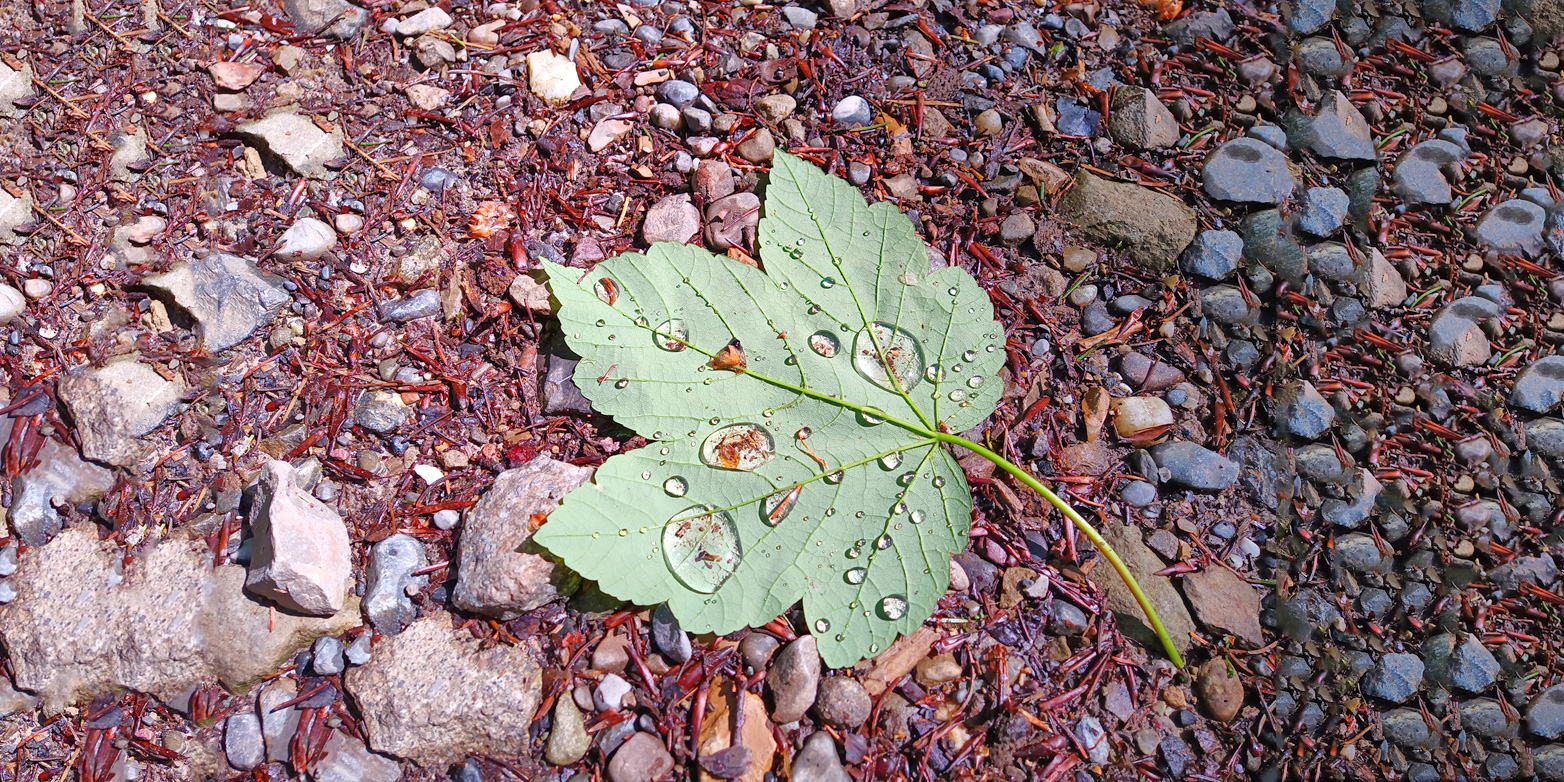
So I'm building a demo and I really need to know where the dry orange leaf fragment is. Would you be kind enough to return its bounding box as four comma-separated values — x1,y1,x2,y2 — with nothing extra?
468,201,516,238
709,339,747,373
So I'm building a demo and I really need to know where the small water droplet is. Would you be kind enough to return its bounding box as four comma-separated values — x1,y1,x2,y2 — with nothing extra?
700,424,775,471
870,643,879,653
592,532,600,539
809,331,841,358
845,567,867,584
618,528,628,536
615,378,629,389
825,508,836,517
879,595,908,620
654,319,689,351
796,238,806,246
898,272,917,285
875,534,892,550
653,431,664,440
898,472,916,486
796,426,813,439
595,319,606,327
641,471,652,480
824,471,844,484
893,502,907,515
949,390,968,402
858,409,884,425
967,376,985,389
663,505,742,594
924,365,943,383
962,349,978,361
854,323,925,393
948,286,959,296
910,509,926,524
659,447,670,455
784,356,798,365
814,618,830,633
880,452,903,470
635,316,649,327
986,345,997,352
663,476,688,497
932,476,946,488
820,277,836,289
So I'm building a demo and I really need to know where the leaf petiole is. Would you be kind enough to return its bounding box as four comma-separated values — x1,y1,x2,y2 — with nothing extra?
934,432,1188,669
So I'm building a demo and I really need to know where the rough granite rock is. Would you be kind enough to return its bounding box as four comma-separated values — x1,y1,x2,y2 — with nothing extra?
0,527,357,713
235,112,346,178
453,456,595,618
57,360,185,466
281,0,369,37
314,732,403,782
245,459,352,616
9,437,117,547
0,59,35,118
1095,524,1196,657
344,617,543,764
140,251,290,352
1057,171,1196,271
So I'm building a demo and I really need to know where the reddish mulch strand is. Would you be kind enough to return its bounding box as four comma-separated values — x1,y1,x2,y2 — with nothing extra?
1,0,1564,780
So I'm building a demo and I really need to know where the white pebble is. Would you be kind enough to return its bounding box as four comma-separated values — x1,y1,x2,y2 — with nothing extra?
433,509,460,530
594,674,633,711
277,218,337,261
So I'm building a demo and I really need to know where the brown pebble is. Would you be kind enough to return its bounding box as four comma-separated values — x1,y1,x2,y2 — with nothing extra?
1195,659,1244,722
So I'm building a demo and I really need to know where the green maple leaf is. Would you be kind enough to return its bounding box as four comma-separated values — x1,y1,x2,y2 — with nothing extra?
536,152,999,667
536,152,1182,669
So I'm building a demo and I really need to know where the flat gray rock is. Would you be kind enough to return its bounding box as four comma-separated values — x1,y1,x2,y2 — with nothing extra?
1057,171,1195,271
57,360,185,467
235,112,345,178
1474,199,1547,257
1297,187,1349,237
344,617,542,763
141,251,290,352
8,437,116,547
1392,140,1466,205
282,0,369,37
1203,138,1296,204
1427,296,1501,368
1096,524,1197,657
1309,92,1376,160
1149,441,1239,491
1511,355,1564,413
452,456,594,618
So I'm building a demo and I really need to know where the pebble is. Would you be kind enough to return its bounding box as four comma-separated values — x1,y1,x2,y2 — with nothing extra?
528,51,581,105
1361,653,1424,703
642,194,702,244
1529,684,1564,739
1276,380,1335,440
1179,230,1241,280
654,79,700,108
545,696,590,765
1427,296,1501,367
999,212,1033,246
1107,86,1179,149
21,279,51,299
0,283,24,324
1121,480,1157,507
1297,187,1350,237
225,713,265,771
379,289,442,321
1392,140,1466,205
363,533,427,634
607,733,674,782
736,128,776,162
595,673,633,711
1049,600,1090,635
915,653,963,685
1474,199,1547,257
396,6,451,35
345,633,372,665
791,731,852,782
245,460,352,616
815,676,871,728
1195,659,1243,722
768,635,821,722
831,95,873,127
755,94,796,122
650,603,692,664
1308,91,1376,160
312,635,346,675
277,217,337,261
781,5,817,29
740,633,780,670
1149,441,1239,491
1074,716,1111,764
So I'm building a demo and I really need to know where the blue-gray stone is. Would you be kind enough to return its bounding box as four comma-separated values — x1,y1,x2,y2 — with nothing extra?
363,534,428,635
1247,124,1288,150
1055,97,1099,137
1361,653,1423,703
655,80,700,108
379,289,442,322
1461,698,1517,738
1511,355,1564,413
1393,140,1466,205
1333,533,1384,573
1294,37,1350,77
1203,138,1295,204
1309,92,1375,160
312,635,345,675
1475,199,1547,257
1446,633,1501,693
1179,230,1242,280
1276,588,1339,641
831,95,873,127
1164,9,1233,45
1426,0,1500,31
1199,285,1253,325
1297,187,1350,237
1276,381,1335,440
1121,480,1157,507
1529,683,1564,739
1382,708,1433,746
1148,441,1238,491
1305,242,1357,282
1288,0,1335,34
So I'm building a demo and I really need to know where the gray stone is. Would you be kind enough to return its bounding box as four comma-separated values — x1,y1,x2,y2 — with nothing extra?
1511,355,1564,413
1294,443,1349,483
141,251,289,352
791,731,851,782
1241,209,1308,286
1180,230,1242,280
1298,187,1350,237
1289,0,1335,34
1475,199,1548,257
9,438,116,547
1309,92,1376,160
1121,480,1157,507
781,5,817,28
364,534,427,634
1203,138,1296,204
655,80,700,108
650,603,691,664
1441,633,1501,693
0,188,31,245
1276,588,1339,641
1532,684,1564,739
258,678,301,762
0,60,35,118
706,192,761,251
768,635,821,723
1488,554,1558,590
1539,745,1564,781
1057,171,1196,271
1163,9,1233,45
108,127,149,181
1120,351,1185,391
314,733,401,782
1276,380,1335,440
453,457,594,618
379,289,442,321
643,193,702,245
312,635,346,675
1095,524,1196,657
831,95,873,128
1361,653,1423,703
1460,698,1517,738
226,712,265,771
235,112,346,177
1049,599,1090,635
1334,533,1385,573
1360,248,1407,308
1465,37,1515,75
354,389,409,433
1294,37,1351,76
1392,140,1466,205
57,360,183,467
1108,86,1179,149
741,633,780,670
1382,708,1433,746
1080,301,1115,336
1148,441,1239,491
345,617,542,762
0,283,21,324
345,632,372,665
1321,469,1381,527
1428,296,1501,367
245,459,352,616
282,0,368,37
0,527,356,713
1426,0,1501,30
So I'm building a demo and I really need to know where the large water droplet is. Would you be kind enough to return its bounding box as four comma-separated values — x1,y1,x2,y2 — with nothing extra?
854,323,924,393
615,378,629,389
809,331,840,358
824,470,844,484
910,509,926,524
595,278,620,304
932,476,946,488
762,486,801,527
897,472,916,486
967,376,985,389
820,277,836,289
654,319,689,351
879,595,908,620
814,618,830,633
700,424,775,471
662,505,742,594
859,409,883,426
845,567,867,584
962,349,977,361
898,271,917,285
879,452,903,470
663,476,688,497
875,534,892,550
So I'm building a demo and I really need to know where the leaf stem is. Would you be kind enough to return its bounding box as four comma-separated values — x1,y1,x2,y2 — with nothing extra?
934,433,1187,669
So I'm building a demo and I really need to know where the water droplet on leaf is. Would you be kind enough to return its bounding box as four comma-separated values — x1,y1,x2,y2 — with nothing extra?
814,618,830,633
967,376,985,388
615,378,629,389
762,485,802,526
854,323,924,393
845,567,867,584
879,452,903,470
700,424,775,471
662,505,742,594
809,331,840,358
879,595,908,620
663,476,688,497
654,319,689,351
